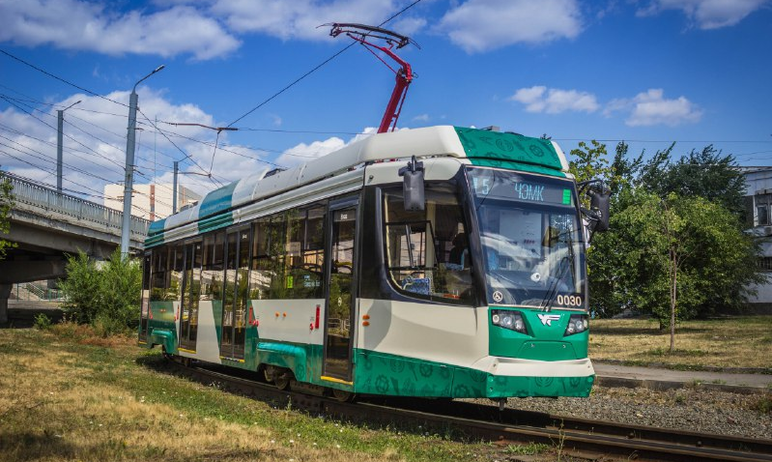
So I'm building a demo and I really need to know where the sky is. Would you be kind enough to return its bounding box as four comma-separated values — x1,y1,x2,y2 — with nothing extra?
0,0,771,214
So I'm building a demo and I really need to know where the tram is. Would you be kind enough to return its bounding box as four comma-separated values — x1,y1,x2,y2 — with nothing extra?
138,125,610,402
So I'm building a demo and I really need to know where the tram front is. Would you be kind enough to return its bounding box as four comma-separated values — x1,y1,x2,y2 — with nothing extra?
464,166,596,398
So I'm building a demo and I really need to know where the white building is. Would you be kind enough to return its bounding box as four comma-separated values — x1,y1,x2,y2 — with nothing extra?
742,167,772,312
103,183,201,221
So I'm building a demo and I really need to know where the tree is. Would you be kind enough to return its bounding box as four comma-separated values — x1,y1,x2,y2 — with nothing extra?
592,189,762,329
568,141,763,326
0,171,16,261
59,249,142,335
639,145,747,222
569,140,610,186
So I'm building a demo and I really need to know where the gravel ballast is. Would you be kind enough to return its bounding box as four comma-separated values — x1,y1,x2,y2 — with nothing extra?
495,385,772,440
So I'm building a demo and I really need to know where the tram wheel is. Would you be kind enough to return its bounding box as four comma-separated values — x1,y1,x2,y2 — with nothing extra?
331,388,355,402
274,371,292,391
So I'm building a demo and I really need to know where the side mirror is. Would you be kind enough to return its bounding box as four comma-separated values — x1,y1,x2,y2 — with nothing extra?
398,155,425,211
588,187,610,232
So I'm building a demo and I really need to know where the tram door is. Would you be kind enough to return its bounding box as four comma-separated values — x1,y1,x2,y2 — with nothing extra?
179,241,202,352
322,202,358,381
138,253,151,343
221,228,250,360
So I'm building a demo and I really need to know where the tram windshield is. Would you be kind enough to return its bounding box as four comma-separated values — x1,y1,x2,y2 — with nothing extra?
466,167,587,310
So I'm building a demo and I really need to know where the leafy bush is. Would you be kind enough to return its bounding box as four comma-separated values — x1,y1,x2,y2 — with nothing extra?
33,313,52,330
59,249,141,335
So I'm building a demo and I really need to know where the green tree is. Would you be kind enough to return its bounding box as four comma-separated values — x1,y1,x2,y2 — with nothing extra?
569,140,610,186
59,249,142,335
0,171,16,261
639,144,747,221
59,251,102,324
594,190,762,329
570,141,762,325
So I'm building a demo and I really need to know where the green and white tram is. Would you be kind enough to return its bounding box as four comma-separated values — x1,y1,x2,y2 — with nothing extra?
139,125,610,401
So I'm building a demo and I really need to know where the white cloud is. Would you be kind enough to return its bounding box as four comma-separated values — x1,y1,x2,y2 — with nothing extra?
412,114,430,122
637,0,769,29
510,86,600,114
437,0,583,53
0,0,240,60
0,88,269,202
605,88,703,126
210,0,404,41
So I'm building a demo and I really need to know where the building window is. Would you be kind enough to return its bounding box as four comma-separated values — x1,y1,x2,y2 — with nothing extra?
756,193,772,226
759,257,772,272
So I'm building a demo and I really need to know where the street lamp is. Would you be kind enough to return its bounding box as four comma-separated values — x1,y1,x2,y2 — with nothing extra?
121,64,165,257
56,99,81,193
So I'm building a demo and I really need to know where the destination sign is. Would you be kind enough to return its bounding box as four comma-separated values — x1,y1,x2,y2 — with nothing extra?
467,168,574,206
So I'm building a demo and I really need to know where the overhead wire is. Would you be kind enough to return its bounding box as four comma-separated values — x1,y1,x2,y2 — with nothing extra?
0,48,129,109
224,0,425,128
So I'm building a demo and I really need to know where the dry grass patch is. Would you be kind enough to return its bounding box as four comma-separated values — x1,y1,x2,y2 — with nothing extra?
0,328,500,462
590,316,772,370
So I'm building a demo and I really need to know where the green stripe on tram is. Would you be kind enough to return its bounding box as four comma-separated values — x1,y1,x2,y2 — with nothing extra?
351,349,593,398
454,126,566,177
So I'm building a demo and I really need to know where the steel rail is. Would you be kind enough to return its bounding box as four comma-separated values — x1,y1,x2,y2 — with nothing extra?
161,359,772,462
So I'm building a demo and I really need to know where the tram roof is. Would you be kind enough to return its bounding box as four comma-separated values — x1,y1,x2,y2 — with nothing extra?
147,125,568,241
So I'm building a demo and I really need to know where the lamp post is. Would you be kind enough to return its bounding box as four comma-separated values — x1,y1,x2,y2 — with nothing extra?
56,100,81,193
121,65,165,257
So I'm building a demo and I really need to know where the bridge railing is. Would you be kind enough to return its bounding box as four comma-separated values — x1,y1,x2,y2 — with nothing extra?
1,171,150,239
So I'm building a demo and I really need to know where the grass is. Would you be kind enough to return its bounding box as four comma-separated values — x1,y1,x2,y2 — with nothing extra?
589,316,772,370
0,324,564,462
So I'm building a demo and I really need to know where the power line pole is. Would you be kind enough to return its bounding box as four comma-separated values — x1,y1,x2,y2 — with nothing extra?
121,65,165,257
173,160,178,214
56,100,81,192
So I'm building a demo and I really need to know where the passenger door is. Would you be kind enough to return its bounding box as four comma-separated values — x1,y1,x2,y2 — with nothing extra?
322,200,359,382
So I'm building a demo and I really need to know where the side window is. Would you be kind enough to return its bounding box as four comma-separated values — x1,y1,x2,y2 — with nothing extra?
150,246,168,301
288,206,326,299
250,214,287,299
383,184,476,304
250,206,327,300
200,232,224,302
169,244,185,301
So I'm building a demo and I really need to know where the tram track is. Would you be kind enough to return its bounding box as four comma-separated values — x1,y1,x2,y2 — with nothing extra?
166,359,772,462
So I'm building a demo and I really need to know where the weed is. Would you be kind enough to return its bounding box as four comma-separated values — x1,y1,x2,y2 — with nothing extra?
504,442,550,455
674,393,685,404
753,395,772,414
33,313,52,330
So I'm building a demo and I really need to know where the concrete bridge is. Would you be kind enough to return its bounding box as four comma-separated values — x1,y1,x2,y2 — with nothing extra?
0,172,150,324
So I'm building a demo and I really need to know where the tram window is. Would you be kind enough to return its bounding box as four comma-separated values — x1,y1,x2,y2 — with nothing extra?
382,185,476,304
250,214,288,299
288,207,325,299
169,244,185,301
200,232,224,302
150,246,168,301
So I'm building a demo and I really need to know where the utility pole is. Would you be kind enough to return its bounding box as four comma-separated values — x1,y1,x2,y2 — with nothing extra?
56,100,81,193
173,160,178,214
121,65,165,257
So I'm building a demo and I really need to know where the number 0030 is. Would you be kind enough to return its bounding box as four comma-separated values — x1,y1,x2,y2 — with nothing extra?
556,295,582,307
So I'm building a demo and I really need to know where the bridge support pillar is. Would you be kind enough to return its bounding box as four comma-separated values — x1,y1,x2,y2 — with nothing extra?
0,284,10,326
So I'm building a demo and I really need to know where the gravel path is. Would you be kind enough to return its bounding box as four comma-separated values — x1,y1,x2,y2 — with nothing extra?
493,386,772,440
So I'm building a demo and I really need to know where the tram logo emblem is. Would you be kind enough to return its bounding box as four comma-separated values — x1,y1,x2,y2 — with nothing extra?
537,314,561,326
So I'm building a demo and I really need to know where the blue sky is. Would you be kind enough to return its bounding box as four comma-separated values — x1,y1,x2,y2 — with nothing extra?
1,0,771,205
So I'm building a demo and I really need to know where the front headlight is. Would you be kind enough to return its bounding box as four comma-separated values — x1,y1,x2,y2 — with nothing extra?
564,314,589,336
491,309,527,334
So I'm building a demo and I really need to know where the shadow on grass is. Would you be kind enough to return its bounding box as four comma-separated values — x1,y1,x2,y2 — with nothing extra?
591,326,661,336
592,326,712,336
0,431,77,461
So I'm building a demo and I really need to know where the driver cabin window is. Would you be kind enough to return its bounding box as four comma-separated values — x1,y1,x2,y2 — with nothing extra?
382,184,476,304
